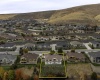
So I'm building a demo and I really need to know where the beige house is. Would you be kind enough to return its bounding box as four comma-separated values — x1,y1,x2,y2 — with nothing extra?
20,53,39,64
42,54,63,64
66,52,86,62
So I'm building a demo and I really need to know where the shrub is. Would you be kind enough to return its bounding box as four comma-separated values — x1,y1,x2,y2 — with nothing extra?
58,48,63,53
10,64,17,70
91,72,97,80
71,49,75,52
50,50,55,55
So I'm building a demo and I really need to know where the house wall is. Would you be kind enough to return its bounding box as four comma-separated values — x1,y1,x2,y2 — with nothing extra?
20,57,37,64
45,61,61,64
1,58,16,64
89,56,94,63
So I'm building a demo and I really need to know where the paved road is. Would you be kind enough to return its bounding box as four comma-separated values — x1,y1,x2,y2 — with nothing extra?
29,49,100,54
1,48,100,55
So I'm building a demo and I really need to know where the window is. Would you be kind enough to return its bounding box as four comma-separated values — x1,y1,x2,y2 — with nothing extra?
93,59,95,62
53,58,57,61
0,60,2,62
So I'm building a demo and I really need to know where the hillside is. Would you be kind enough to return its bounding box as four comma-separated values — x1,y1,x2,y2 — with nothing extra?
11,11,56,20
0,4,100,25
48,4,100,25
0,14,16,20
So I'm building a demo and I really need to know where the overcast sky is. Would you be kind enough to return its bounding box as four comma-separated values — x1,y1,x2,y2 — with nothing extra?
0,0,100,14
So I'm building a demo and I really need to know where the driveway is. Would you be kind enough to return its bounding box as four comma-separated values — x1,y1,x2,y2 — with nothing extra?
83,43,92,50
15,45,24,52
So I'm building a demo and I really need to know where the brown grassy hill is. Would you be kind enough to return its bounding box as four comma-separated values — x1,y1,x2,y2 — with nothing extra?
0,4,100,25
48,4,100,25
0,14,16,20
10,11,56,20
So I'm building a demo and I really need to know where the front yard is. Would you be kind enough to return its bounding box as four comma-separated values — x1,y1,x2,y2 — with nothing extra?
17,64,37,69
40,64,66,78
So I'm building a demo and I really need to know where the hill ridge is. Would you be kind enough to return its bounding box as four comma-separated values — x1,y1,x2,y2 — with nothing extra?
0,4,100,25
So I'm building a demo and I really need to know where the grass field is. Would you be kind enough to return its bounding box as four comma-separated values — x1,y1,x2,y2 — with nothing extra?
67,63,93,79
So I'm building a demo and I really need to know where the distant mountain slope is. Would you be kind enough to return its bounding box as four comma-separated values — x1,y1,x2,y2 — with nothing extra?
0,14,16,20
48,4,100,25
0,4,100,25
11,11,56,20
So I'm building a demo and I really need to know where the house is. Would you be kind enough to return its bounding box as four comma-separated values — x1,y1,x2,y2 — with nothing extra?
0,54,17,65
66,52,86,62
36,37,50,41
88,52,100,63
35,42,51,50
24,43,35,49
0,43,16,49
55,41,70,50
91,34,100,40
89,41,100,48
42,54,63,64
70,41,84,47
83,25,97,33
0,33,23,42
50,36,60,41
20,53,39,64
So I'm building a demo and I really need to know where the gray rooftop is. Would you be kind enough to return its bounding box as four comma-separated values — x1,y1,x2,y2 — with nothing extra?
0,54,17,61
44,54,63,61
70,41,82,45
88,52,100,58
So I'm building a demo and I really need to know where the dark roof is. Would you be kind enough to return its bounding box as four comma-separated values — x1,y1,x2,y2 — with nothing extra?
21,53,38,60
0,43,15,47
0,54,17,61
66,52,85,59
88,52,100,57
90,41,100,44
24,43,35,47
70,41,82,45
44,54,62,61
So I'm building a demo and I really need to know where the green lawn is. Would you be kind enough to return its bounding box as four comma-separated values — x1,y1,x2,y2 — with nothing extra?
92,63,100,66
17,64,37,69
2,66,10,70
40,64,66,77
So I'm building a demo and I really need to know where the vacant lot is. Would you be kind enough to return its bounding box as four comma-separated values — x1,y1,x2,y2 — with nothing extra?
67,63,93,79
20,67,34,76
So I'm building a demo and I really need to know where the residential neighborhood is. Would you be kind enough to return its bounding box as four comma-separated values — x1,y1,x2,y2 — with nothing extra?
0,1,100,79
0,18,100,80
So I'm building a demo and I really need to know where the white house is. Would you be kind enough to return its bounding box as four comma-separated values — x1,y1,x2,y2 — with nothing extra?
0,53,17,65
43,54,63,64
50,44,57,51
88,52,100,63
